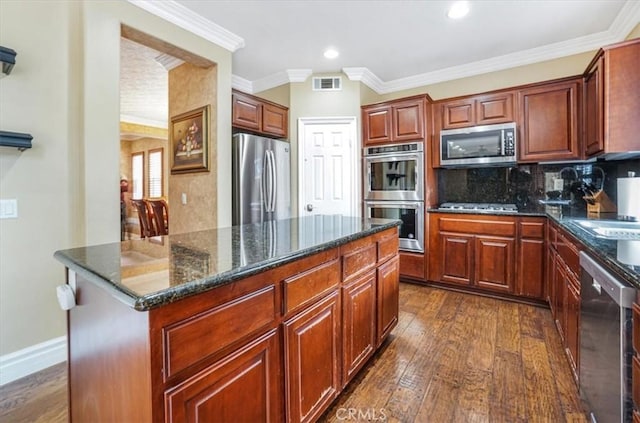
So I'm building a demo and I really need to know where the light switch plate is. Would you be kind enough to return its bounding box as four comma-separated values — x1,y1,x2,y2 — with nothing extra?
0,199,18,219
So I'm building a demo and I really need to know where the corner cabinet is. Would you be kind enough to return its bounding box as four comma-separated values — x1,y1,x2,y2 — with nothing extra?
583,38,640,157
428,213,546,301
362,96,425,145
517,77,581,163
232,90,288,138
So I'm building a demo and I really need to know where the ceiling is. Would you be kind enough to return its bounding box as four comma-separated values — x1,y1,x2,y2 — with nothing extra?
122,0,640,127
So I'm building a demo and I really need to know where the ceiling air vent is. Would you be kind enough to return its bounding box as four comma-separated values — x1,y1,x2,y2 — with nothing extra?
312,76,342,91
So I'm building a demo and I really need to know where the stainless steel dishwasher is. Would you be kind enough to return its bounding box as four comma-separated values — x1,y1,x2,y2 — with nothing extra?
579,251,636,423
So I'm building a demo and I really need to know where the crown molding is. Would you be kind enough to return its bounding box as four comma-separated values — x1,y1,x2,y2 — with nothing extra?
120,114,168,129
127,0,245,52
232,74,253,93
350,0,640,94
232,69,312,94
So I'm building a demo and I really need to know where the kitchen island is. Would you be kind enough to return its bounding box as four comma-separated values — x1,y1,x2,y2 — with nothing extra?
54,216,401,423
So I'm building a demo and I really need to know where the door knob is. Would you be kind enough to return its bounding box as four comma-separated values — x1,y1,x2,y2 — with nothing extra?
306,204,313,212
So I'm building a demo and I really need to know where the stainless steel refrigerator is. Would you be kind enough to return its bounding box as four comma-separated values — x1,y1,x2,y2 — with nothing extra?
232,133,291,225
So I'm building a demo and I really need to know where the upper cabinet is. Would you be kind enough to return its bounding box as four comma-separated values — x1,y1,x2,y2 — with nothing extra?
362,97,425,145
583,38,640,158
438,91,515,130
232,90,289,138
517,77,581,163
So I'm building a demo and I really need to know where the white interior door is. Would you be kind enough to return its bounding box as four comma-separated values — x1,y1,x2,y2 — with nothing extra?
298,117,358,217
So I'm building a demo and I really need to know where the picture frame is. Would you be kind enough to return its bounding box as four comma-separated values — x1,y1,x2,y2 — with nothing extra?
170,105,210,174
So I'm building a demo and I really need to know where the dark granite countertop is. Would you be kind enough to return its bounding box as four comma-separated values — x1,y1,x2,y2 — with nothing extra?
54,216,400,311
428,205,640,288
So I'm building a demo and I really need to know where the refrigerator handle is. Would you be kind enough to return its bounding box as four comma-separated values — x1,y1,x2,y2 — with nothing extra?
269,150,277,213
262,152,269,213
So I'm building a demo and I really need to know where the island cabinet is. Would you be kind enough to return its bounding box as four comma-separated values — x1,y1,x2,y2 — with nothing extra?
428,213,546,301
362,96,426,145
517,77,582,163
232,89,289,138
583,38,640,157
63,224,399,423
546,220,582,383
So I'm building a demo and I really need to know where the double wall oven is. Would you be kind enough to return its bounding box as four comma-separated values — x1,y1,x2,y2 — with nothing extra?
364,142,424,252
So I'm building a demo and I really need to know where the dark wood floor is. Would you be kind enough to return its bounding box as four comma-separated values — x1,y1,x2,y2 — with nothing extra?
0,283,586,423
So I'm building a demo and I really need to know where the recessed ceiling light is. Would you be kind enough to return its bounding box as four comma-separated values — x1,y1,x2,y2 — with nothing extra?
324,48,339,59
447,1,470,19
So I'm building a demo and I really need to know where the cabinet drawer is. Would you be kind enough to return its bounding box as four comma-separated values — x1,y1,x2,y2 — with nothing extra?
163,285,277,380
557,231,580,276
283,259,340,315
399,252,425,280
519,220,545,239
438,216,516,237
378,230,399,263
342,243,376,282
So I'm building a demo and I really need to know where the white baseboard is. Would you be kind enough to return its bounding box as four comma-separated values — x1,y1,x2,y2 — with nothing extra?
0,336,67,386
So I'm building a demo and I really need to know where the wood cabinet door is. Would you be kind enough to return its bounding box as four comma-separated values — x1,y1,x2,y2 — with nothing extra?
517,219,546,300
165,329,282,423
565,277,580,382
583,55,604,157
376,256,400,346
284,291,341,423
439,233,474,286
362,105,392,145
476,92,514,125
517,238,545,299
440,99,475,129
518,79,581,162
342,269,376,386
474,236,515,293
392,99,424,141
263,102,288,138
232,92,262,131
547,248,557,317
554,259,567,341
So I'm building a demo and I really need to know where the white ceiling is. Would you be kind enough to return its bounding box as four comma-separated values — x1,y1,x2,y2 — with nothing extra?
122,0,640,126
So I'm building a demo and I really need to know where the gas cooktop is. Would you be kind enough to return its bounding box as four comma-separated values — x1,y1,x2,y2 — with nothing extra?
439,202,518,212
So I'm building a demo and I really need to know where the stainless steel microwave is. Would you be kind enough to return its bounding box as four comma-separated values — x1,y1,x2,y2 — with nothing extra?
440,122,517,167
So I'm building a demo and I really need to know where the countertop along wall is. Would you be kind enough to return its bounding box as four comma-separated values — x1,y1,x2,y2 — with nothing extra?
0,0,233,382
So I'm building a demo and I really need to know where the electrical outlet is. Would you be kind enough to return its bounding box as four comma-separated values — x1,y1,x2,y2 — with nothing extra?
0,199,18,219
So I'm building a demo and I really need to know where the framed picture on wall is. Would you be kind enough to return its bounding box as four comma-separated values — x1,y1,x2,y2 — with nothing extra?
170,105,210,174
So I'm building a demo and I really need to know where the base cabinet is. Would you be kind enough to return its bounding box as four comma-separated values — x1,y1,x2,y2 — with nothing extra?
342,270,377,386
66,227,400,423
377,256,400,346
284,292,341,423
546,220,581,383
165,329,282,423
429,213,546,300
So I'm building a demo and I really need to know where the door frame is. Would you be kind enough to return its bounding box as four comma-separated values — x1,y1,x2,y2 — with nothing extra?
297,116,359,218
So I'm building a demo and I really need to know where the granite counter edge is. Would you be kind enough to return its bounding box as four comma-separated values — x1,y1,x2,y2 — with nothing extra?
54,220,401,311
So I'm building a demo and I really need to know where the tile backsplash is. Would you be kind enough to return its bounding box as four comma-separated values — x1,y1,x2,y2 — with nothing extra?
437,158,640,210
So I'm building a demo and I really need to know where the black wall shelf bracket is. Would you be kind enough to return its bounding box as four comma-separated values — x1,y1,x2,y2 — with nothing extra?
0,131,33,151
0,45,17,76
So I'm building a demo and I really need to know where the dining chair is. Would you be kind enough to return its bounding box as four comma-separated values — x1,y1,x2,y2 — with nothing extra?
131,199,157,238
147,199,169,236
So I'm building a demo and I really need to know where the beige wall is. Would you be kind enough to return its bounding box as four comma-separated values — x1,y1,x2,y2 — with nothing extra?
0,0,232,357
168,63,218,234
628,23,640,39
254,84,290,107
0,0,82,357
257,75,363,216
